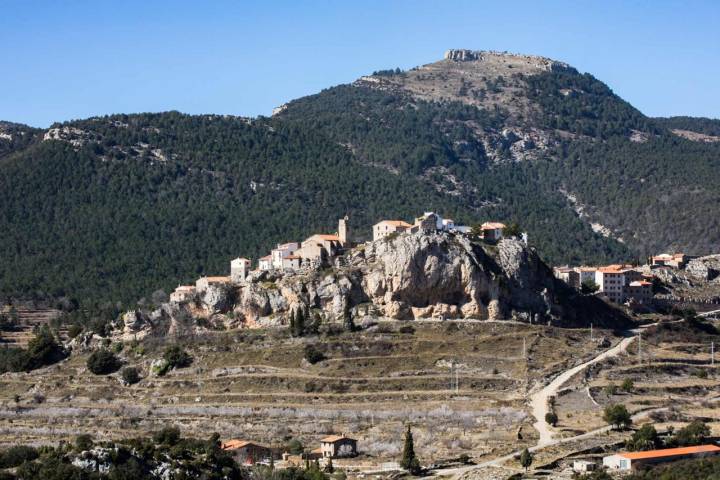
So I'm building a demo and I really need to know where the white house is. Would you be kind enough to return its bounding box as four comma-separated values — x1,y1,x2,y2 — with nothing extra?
595,265,626,303
258,255,272,271
576,267,598,285
230,257,251,282
271,242,300,269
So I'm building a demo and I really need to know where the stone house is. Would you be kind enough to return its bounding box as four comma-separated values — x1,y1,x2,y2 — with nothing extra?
195,276,232,292
320,434,357,458
372,220,413,241
170,285,196,303
652,253,689,269
230,257,251,283
553,267,580,288
480,222,506,241
626,280,652,303
413,212,441,233
221,439,274,465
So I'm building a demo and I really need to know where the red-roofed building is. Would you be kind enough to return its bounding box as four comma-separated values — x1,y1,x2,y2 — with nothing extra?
221,439,274,465
603,444,720,471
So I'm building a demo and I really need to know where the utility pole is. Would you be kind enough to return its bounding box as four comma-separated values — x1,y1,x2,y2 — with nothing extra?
522,337,526,359
590,323,593,342
712,342,715,366
638,333,642,364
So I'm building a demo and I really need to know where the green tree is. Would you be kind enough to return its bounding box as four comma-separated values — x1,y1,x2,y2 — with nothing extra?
603,404,632,430
519,448,533,472
87,349,121,375
163,345,192,369
627,424,660,451
286,438,304,455
503,222,522,238
324,457,334,473
545,412,558,427
400,425,420,474
74,434,94,452
671,420,710,447
121,366,141,385
581,280,600,294
621,378,634,393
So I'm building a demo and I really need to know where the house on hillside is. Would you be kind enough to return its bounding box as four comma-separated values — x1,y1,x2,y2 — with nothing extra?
576,267,598,286
271,242,300,269
221,439,274,465
258,255,272,271
603,445,720,471
320,434,357,458
595,266,626,303
479,222,506,241
553,267,580,288
170,285,196,303
195,276,232,292
652,253,690,269
373,220,413,241
230,257,251,283
295,217,353,263
626,280,652,303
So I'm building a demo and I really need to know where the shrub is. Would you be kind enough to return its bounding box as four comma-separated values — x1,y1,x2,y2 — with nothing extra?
399,325,416,335
163,345,192,369
304,344,326,364
87,349,121,375
671,420,710,447
545,412,558,427
121,366,141,385
621,378,635,392
74,434,93,452
153,426,181,446
0,445,39,468
67,324,83,339
286,438,303,455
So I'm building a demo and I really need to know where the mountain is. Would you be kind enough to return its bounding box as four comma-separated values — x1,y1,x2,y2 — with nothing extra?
1,49,719,306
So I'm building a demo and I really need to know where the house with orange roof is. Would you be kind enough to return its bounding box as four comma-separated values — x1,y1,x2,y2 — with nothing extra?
373,220,413,241
271,242,300,269
319,433,357,458
221,439,274,465
652,253,689,269
595,265,626,303
627,280,653,303
480,222,506,241
603,444,720,471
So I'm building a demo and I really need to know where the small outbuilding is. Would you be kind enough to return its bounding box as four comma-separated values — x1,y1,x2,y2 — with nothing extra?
221,439,274,465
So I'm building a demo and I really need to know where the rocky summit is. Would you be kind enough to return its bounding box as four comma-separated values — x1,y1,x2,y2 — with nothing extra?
117,232,629,341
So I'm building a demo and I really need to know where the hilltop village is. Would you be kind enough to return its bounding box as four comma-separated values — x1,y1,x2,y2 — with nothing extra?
169,213,507,304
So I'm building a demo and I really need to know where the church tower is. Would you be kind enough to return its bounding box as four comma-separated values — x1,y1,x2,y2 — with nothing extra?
338,215,350,245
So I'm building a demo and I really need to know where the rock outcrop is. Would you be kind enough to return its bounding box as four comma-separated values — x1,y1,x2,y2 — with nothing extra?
169,231,629,331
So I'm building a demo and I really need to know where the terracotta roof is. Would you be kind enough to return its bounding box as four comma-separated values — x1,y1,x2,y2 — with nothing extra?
597,265,625,273
175,285,195,291
619,444,720,460
311,234,341,241
481,222,506,230
629,280,652,287
321,434,355,443
284,255,301,260
375,220,413,228
278,242,299,250
259,255,271,261
221,439,268,450
577,267,597,272
205,276,231,282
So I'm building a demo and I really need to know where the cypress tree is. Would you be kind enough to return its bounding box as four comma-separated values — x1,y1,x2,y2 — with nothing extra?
400,425,419,473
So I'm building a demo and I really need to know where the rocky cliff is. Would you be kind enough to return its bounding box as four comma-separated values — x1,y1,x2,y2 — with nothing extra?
119,232,630,339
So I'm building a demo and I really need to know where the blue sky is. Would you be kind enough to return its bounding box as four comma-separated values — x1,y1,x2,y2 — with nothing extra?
2,0,718,127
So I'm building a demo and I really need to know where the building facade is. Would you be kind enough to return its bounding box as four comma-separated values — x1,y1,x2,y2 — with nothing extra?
372,220,413,241
230,257,251,283
319,434,358,458
221,440,274,465
603,445,720,471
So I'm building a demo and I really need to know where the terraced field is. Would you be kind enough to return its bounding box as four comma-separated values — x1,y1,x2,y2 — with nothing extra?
0,321,615,466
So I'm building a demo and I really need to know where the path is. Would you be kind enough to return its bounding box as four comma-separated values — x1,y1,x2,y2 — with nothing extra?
434,326,650,478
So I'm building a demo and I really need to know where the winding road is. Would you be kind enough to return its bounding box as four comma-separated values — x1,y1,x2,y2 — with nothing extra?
435,330,645,477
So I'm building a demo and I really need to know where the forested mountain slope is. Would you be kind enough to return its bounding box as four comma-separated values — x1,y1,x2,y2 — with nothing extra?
1,50,718,306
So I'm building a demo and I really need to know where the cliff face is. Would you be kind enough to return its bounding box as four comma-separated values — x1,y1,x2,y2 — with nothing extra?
134,232,629,335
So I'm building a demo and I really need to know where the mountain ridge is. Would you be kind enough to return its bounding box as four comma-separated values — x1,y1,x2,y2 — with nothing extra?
1,50,719,305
